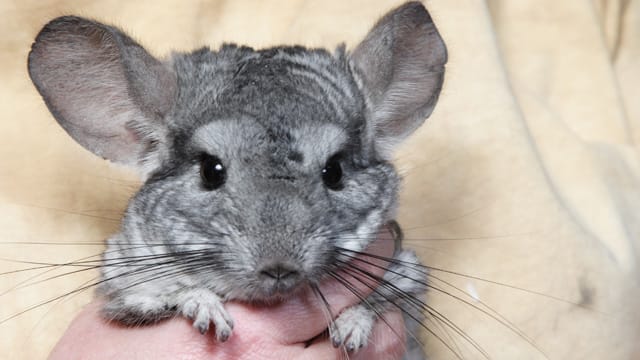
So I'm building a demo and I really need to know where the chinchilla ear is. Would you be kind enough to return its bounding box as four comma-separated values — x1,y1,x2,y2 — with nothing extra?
350,2,447,154
28,16,176,168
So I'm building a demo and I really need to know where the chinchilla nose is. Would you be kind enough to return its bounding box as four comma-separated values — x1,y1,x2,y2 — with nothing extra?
257,260,303,295
259,262,300,281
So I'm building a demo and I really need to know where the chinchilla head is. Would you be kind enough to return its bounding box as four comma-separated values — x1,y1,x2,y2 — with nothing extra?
28,2,446,301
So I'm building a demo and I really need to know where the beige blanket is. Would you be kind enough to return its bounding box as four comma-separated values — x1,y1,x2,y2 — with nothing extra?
1,0,639,358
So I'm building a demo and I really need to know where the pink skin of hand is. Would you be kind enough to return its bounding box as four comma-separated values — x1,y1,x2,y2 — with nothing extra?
49,229,408,360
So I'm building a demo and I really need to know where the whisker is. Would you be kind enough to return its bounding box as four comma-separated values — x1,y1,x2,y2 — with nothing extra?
336,249,551,358
335,247,594,310
327,271,404,359
335,262,468,360
331,268,431,355
8,202,122,222
425,273,549,358
0,241,107,246
309,284,349,359
336,259,484,360
0,248,231,324
424,312,465,359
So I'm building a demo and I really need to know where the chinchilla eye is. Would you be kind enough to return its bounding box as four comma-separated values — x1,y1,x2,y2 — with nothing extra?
200,154,226,190
322,154,343,190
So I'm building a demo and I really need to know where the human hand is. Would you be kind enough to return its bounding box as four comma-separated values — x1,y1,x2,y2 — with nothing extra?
49,229,408,360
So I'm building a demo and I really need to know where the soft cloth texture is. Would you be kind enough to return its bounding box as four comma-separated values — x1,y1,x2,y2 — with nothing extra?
0,0,638,359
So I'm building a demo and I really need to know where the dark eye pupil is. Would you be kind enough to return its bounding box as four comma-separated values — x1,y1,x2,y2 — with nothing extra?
200,155,226,190
322,156,343,190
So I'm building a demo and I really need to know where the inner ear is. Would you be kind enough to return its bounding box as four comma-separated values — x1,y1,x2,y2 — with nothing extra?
28,16,176,167
350,2,447,153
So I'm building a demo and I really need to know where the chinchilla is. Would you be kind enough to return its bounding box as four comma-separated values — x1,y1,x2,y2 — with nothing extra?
27,1,446,358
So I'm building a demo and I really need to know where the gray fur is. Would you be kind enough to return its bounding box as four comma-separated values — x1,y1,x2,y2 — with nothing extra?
28,2,446,358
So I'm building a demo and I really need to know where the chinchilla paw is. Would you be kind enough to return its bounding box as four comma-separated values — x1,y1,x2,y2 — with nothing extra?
179,289,234,341
330,304,376,352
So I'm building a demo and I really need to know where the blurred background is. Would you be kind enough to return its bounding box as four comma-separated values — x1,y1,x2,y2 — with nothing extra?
0,0,638,358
